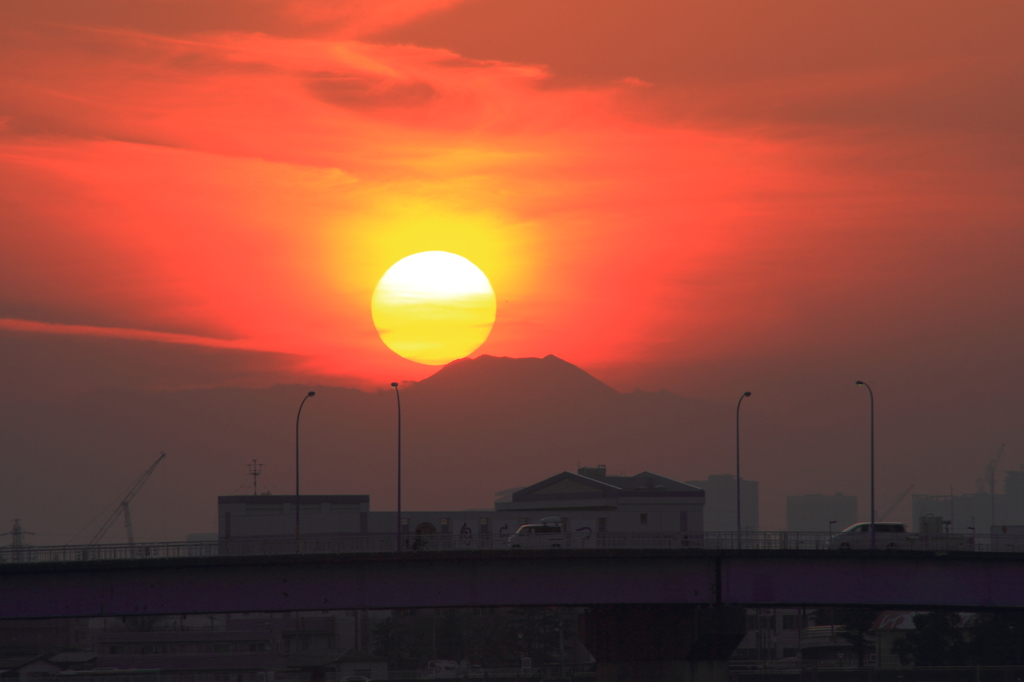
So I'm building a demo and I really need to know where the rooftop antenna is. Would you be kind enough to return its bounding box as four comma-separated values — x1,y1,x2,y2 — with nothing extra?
247,459,263,496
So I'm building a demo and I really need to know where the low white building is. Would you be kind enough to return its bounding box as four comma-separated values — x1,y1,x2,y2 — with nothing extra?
218,466,704,548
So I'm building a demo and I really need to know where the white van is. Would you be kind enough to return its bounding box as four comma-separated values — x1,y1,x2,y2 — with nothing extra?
506,517,565,549
828,522,912,549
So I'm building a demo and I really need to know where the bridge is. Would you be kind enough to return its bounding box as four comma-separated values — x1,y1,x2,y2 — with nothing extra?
6,547,1023,682
2,547,1023,620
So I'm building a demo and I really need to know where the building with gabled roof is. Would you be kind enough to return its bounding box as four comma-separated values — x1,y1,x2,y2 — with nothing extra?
496,467,704,533
219,466,705,548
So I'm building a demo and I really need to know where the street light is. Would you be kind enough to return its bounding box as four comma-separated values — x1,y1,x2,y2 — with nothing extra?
828,520,837,536
295,390,316,553
391,382,402,552
736,391,752,547
855,381,875,550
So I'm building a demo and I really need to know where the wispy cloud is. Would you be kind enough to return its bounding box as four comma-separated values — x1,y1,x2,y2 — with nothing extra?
0,318,264,352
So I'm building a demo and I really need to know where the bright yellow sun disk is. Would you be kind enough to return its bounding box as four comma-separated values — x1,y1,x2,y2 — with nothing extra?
372,251,497,365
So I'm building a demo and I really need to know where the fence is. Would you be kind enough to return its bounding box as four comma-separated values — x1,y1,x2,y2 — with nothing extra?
2,531,1020,565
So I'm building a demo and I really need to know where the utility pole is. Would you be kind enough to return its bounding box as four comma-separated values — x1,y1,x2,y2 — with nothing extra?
1,519,34,548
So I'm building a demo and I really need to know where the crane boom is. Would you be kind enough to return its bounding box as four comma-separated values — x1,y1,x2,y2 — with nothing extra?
878,484,914,522
89,452,166,545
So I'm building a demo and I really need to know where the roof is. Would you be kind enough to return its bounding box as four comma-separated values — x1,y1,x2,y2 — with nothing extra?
0,655,56,674
872,611,977,630
509,471,703,505
49,652,97,664
218,495,368,505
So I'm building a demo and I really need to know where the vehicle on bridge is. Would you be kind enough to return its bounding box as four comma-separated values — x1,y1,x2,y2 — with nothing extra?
828,522,912,549
506,517,565,549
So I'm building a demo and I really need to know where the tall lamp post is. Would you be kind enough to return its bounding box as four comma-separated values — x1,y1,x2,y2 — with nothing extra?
855,381,875,550
295,390,316,553
736,391,752,548
391,382,402,552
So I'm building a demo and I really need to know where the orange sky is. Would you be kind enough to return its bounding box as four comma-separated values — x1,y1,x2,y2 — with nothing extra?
1,1,1024,534
3,0,1020,391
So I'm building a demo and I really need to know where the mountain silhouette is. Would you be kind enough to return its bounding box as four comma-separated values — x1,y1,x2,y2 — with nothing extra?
412,354,620,400
0,355,862,541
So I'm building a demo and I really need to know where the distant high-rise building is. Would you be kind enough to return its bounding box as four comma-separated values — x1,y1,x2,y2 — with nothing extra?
786,494,857,533
685,474,758,532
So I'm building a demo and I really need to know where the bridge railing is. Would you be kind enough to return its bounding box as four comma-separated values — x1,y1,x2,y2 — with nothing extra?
2,531,1019,564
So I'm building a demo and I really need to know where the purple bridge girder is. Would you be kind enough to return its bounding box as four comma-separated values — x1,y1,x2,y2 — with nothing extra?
1,549,1022,619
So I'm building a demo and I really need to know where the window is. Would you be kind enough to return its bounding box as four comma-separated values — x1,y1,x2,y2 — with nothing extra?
782,615,800,630
246,504,283,515
401,518,410,532
598,518,607,532
248,643,266,652
519,517,530,526
479,517,490,534
213,642,230,653
783,648,798,658
640,513,648,525
108,645,125,655
440,518,450,534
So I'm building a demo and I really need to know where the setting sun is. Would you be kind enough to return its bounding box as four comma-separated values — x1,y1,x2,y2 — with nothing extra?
371,251,497,365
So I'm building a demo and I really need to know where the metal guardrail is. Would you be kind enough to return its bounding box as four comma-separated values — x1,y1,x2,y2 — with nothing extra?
2,531,1021,565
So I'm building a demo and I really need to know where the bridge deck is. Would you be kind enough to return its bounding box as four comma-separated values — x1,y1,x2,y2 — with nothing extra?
2,549,1023,619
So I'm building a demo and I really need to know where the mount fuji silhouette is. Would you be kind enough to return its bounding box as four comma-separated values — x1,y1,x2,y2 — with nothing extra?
1,354,824,541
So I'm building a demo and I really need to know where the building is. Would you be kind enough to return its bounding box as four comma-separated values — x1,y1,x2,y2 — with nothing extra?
786,494,857,533
731,609,807,664
497,467,704,534
685,475,758,532
220,495,370,543
219,467,705,547
92,612,377,678
912,470,1024,533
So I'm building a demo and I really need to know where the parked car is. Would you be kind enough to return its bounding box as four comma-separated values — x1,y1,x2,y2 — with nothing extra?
506,517,565,549
828,522,912,549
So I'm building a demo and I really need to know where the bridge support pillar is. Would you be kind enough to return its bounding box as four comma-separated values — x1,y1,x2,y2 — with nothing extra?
582,604,746,682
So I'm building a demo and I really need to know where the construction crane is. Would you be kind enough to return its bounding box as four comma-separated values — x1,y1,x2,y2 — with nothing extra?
89,452,166,546
878,485,915,522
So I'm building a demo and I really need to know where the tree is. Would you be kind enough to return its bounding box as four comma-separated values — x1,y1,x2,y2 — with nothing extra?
891,612,969,666
967,612,1024,665
813,609,880,666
